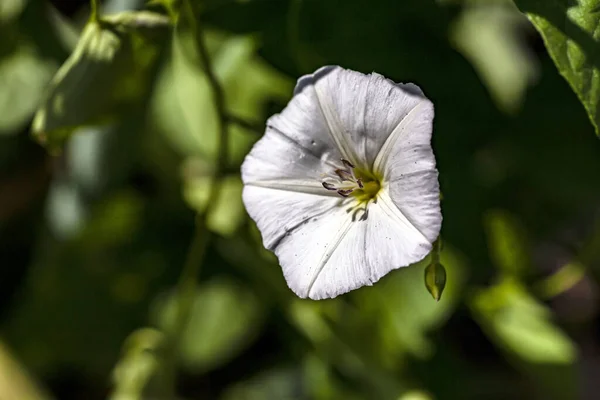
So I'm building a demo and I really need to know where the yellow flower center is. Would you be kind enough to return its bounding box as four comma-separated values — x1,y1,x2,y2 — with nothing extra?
321,160,382,203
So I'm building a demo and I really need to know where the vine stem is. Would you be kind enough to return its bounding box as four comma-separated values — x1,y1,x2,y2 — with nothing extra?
90,0,100,23
431,236,442,264
165,0,229,390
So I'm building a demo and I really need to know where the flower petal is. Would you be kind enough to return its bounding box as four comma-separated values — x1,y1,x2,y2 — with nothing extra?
386,169,442,244
296,66,429,169
242,67,350,188
242,122,339,187
270,205,368,300
267,195,434,300
362,195,433,282
373,99,435,177
376,99,441,244
242,184,344,250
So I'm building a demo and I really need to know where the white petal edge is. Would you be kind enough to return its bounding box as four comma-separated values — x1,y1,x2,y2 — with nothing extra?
269,193,433,300
386,170,442,244
376,98,441,244
242,184,345,251
297,66,428,169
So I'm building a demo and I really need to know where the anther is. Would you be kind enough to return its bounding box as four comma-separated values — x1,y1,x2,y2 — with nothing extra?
337,189,352,197
341,159,355,169
357,178,363,189
335,169,353,181
322,182,337,191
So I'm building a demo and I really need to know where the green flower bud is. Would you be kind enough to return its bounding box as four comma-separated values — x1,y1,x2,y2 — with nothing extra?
424,261,447,302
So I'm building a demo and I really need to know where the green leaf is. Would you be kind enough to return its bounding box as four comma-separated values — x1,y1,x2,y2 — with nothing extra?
182,165,245,236
0,0,26,22
472,279,576,364
0,342,51,400
0,48,55,134
151,30,292,163
470,278,578,398
152,278,264,372
221,367,302,400
31,11,170,152
451,3,538,114
110,328,170,400
513,0,600,135
484,209,531,278
353,245,467,361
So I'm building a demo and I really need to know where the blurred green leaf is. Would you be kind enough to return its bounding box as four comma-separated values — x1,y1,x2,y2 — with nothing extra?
110,328,169,400
0,342,51,400
470,278,578,398
31,11,170,152
182,160,244,236
533,260,586,299
398,391,433,400
354,245,467,363
451,3,538,113
0,0,26,22
472,279,576,364
153,278,264,372
484,209,531,278
221,367,302,400
0,48,55,134
151,29,291,163
513,0,600,135
3,191,156,376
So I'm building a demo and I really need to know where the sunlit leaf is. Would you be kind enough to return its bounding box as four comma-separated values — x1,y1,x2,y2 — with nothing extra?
451,3,538,113
0,48,55,134
31,11,170,152
471,278,576,363
353,245,467,363
151,29,292,163
110,328,169,400
0,342,50,400
153,278,264,372
182,160,244,236
0,0,26,22
513,0,600,135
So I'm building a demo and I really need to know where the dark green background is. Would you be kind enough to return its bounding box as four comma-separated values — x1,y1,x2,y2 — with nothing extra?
1,0,599,399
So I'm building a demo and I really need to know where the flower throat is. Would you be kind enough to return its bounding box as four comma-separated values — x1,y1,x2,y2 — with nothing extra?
322,159,381,201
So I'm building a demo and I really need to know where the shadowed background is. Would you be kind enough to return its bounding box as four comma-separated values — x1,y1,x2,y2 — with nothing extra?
1,0,600,399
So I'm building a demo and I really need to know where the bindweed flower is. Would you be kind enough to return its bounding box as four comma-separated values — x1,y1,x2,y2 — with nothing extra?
241,66,441,300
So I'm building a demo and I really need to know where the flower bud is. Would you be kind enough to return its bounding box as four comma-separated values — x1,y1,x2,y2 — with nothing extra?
424,261,447,302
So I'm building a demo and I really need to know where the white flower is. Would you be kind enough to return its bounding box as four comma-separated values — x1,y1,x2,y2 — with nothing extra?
241,66,442,300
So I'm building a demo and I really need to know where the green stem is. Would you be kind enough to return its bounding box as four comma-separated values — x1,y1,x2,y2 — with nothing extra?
431,236,442,264
90,0,100,23
227,114,264,135
166,0,230,390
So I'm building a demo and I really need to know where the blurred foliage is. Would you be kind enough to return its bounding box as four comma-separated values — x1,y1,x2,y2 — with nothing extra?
513,0,600,135
0,0,599,399
32,10,171,152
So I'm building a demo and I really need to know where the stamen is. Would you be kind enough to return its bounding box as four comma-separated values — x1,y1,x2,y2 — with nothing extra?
335,169,354,181
322,182,337,191
321,159,374,199
341,159,355,169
